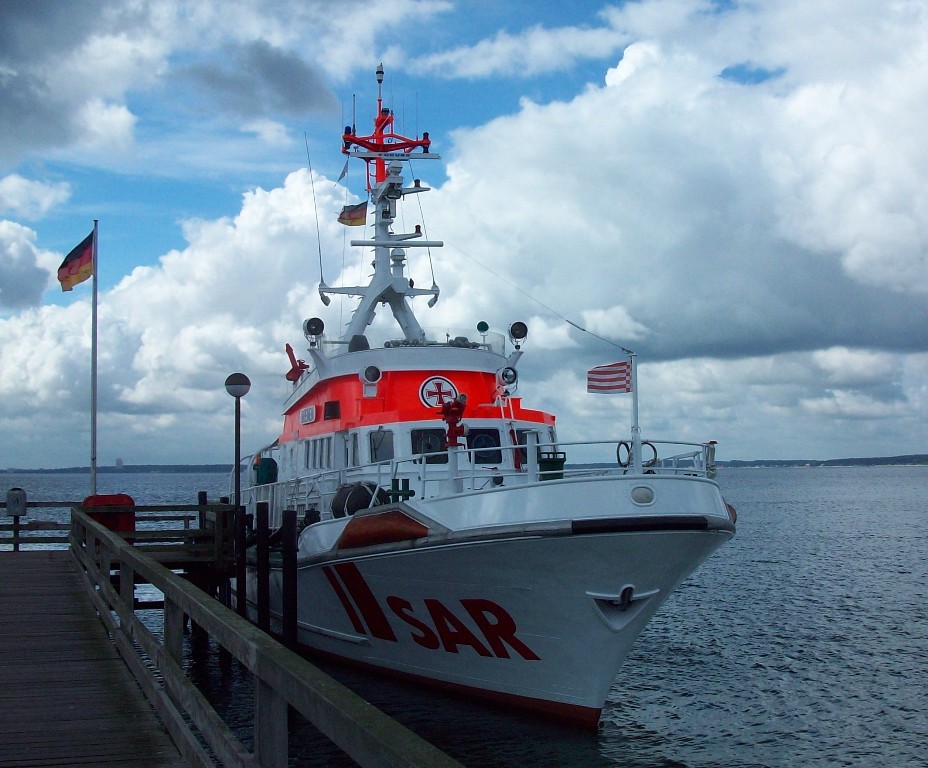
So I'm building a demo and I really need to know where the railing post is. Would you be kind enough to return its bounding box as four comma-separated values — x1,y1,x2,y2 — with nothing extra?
281,510,298,649
119,560,135,624
526,431,539,480
256,502,270,632
164,597,184,664
254,678,287,768
197,490,207,531
99,537,112,579
6,487,27,551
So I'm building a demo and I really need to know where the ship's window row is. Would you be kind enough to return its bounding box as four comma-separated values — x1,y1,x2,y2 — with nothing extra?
300,425,555,471
305,436,333,470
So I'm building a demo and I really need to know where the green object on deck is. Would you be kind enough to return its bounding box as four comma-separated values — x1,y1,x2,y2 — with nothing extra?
538,451,566,480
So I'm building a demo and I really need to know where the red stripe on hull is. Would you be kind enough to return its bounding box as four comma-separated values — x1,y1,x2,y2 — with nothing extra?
321,565,366,634
301,642,602,729
333,562,398,641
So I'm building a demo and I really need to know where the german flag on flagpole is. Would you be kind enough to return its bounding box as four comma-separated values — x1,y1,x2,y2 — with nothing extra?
58,230,95,291
337,201,368,226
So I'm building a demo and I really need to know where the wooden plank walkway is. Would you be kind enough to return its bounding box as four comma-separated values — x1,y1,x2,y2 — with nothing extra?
0,550,186,768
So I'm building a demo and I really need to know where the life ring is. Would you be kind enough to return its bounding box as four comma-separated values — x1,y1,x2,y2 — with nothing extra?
331,482,389,519
642,441,658,468
616,441,632,468
616,441,659,469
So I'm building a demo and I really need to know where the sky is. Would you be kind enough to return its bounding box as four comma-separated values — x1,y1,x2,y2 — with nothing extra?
1,0,926,470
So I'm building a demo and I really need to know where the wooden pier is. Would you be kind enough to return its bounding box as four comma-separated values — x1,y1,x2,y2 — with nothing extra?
0,550,186,767
0,498,463,768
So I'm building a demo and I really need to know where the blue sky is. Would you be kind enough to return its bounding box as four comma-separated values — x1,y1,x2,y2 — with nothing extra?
1,0,927,469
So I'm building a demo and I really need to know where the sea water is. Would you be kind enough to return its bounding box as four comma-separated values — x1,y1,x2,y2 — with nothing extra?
3,466,926,767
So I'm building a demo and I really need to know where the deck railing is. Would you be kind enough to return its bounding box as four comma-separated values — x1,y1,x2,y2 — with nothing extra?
242,437,716,522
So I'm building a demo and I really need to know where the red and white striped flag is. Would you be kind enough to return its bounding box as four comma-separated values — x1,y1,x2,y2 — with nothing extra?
587,360,632,394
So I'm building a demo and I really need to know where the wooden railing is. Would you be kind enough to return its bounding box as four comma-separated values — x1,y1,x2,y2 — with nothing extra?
1,501,72,549
69,509,463,768
1,498,233,566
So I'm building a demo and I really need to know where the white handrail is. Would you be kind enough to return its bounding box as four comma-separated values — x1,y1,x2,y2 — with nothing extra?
239,437,716,525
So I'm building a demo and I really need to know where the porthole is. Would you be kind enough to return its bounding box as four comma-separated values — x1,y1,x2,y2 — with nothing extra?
630,486,655,505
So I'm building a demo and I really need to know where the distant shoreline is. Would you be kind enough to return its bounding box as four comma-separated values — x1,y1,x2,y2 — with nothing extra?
1,464,233,474
718,454,927,468
2,455,926,473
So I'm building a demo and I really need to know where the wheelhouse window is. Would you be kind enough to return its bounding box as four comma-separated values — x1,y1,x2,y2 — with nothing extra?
511,428,558,464
369,428,394,463
515,429,543,464
466,428,501,463
411,428,448,464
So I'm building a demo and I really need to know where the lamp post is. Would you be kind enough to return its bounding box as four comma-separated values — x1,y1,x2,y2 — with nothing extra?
224,372,251,510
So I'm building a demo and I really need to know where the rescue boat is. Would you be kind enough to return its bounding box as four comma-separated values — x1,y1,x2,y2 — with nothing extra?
238,65,735,727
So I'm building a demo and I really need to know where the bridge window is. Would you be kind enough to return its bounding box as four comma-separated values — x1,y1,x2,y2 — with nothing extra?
411,428,448,464
514,430,530,464
466,428,501,463
370,429,394,463
514,428,558,460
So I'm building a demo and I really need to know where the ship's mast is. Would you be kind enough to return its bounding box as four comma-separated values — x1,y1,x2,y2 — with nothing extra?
320,64,442,343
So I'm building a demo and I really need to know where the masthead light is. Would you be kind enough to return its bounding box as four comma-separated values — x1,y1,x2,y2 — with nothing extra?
303,317,325,339
508,321,528,343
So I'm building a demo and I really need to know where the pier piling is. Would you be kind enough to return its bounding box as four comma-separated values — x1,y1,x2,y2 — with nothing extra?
282,509,298,648
256,501,270,631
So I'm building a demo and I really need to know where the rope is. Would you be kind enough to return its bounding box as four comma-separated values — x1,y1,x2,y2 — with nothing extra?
304,134,326,286
407,158,437,286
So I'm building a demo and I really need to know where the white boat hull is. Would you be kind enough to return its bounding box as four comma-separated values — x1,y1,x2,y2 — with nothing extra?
245,488,733,725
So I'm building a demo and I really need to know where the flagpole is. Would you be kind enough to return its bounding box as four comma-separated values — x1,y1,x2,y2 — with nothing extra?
90,219,99,496
630,352,641,473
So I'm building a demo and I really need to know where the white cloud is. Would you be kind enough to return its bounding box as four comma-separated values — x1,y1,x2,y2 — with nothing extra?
75,100,138,153
580,306,649,343
54,28,169,100
0,175,71,219
0,221,59,309
604,40,662,87
409,20,626,78
766,57,928,294
243,119,295,147
811,347,898,387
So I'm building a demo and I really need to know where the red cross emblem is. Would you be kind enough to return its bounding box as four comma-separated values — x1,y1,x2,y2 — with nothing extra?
419,376,458,408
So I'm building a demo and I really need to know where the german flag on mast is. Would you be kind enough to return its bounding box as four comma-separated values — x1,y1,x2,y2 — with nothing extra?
337,201,367,226
58,230,95,291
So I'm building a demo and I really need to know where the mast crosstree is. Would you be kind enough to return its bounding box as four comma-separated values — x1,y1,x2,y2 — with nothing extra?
320,64,442,343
